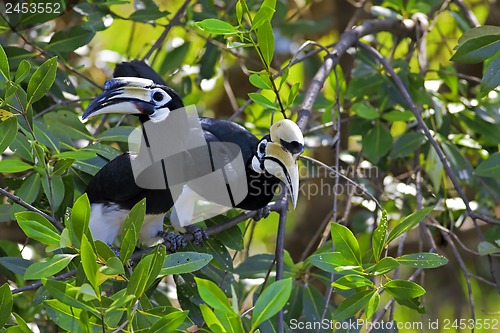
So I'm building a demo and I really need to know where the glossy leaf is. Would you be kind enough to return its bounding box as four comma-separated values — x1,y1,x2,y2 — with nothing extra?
127,246,165,298
481,54,500,95
368,257,399,275
195,277,233,314
249,73,272,90
332,274,375,290
387,206,434,244
0,257,33,275
248,92,277,110
0,160,33,173
372,211,388,261
332,290,374,321
15,59,31,83
0,117,18,154
147,310,189,333
257,21,274,67
80,234,98,291
251,278,292,330
159,252,213,276
0,44,9,80
200,304,226,333
47,26,95,52
24,254,76,280
308,251,359,273
27,56,58,104
195,19,238,35
0,283,13,327
16,173,41,204
352,101,378,120
17,218,60,248
384,280,426,299
397,253,449,268
330,223,362,265
252,5,275,31
120,198,145,263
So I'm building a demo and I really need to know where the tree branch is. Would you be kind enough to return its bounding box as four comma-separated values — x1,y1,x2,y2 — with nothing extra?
142,0,192,61
0,188,64,232
296,18,417,131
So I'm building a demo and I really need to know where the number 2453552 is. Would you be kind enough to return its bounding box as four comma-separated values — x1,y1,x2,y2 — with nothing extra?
5,2,62,14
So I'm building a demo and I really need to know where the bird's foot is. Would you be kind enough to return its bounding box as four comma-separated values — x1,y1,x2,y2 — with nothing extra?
158,231,187,252
184,225,209,246
253,205,271,221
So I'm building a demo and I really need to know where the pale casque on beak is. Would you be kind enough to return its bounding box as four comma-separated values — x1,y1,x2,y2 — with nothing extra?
263,119,304,208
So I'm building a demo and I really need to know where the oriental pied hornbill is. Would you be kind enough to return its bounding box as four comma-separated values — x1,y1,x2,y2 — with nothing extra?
82,60,304,249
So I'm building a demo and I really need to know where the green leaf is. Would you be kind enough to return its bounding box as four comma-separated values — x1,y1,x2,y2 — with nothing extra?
43,279,100,316
287,82,300,107
474,152,500,178
0,117,18,154
99,256,125,275
120,198,146,263
252,5,275,31
332,274,375,290
127,246,165,298
387,206,434,244
129,8,168,23
372,211,388,261
0,283,13,327
367,257,399,275
332,290,374,321
481,54,500,95
257,21,274,67
80,234,98,291
308,252,359,273
52,158,75,176
27,56,58,104
362,121,393,163
194,19,238,35
452,26,500,63
0,257,33,275
251,278,292,331
53,150,96,160
44,299,102,332
248,92,277,110
41,174,65,212
200,304,226,333
195,277,234,314
0,160,33,173
24,254,76,280
159,252,213,276
17,219,60,248
16,173,41,204
365,291,379,320
352,102,379,120
249,73,272,90
0,44,9,80
384,280,426,299
397,253,449,268
97,126,135,142
15,59,31,83
389,132,426,158
236,0,243,24
47,26,95,52
68,193,91,248
477,241,500,255
147,310,189,333
330,223,362,265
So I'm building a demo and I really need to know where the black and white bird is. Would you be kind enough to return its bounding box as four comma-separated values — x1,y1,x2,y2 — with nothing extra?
82,61,304,249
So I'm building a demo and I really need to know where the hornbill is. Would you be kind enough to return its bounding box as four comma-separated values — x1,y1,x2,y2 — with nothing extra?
82,61,304,249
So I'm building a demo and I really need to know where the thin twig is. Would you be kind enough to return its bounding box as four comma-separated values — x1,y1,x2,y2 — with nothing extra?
275,191,288,333
0,188,64,232
142,0,192,61
11,269,77,294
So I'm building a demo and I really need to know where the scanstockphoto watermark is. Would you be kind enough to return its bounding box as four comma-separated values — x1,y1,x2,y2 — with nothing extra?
289,319,424,331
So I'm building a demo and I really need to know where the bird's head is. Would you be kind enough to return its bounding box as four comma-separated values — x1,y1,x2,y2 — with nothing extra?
82,77,184,123
251,119,304,208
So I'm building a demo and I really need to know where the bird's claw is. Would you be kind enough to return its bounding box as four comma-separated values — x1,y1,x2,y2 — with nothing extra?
158,231,187,252
253,205,271,221
184,225,209,246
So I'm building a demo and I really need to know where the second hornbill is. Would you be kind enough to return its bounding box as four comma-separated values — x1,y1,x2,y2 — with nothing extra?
82,61,304,249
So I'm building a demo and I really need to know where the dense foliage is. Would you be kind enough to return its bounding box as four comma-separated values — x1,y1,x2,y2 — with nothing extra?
0,0,499,332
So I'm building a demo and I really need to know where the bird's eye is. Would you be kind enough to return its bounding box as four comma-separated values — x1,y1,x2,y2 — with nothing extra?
257,139,267,158
153,91,164,102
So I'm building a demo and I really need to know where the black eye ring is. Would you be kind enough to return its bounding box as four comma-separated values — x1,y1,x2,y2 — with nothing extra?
153,91,164,102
